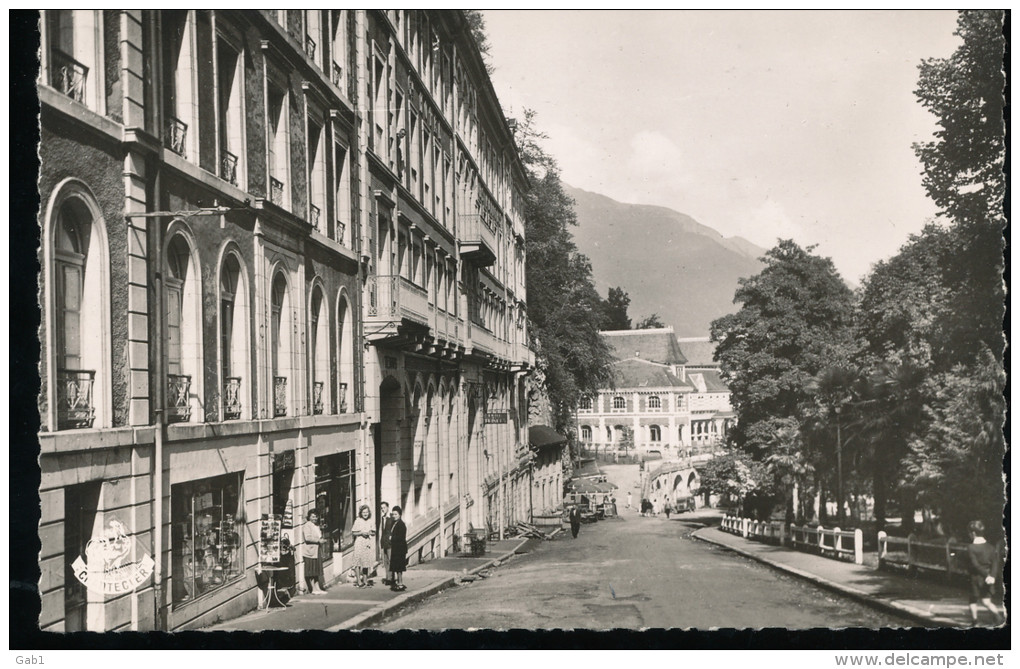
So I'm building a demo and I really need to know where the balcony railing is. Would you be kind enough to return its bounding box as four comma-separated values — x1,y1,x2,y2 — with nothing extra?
56,368,96,430
366,275,430,325
50,49,88,103
220,150,238,186
309,204,321,233
457,214,497,266
166,117,188,158
305,34,316,60
336,220,346,243
338,382,348,414
273,376,287,417
269,177,284,204
167,373,192,423
312,381,324,415
223,376,242,420
331,61,343,88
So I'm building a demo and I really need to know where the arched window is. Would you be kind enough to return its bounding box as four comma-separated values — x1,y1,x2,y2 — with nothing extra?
219,253,249,420
580,425,592,442
270,272,291,417
309,286,329,415
649,425,662,442
579,396,593,411
612,396,626,411
165,232,202,423
336,293,354,413
647,395,661,410
50,191,108,430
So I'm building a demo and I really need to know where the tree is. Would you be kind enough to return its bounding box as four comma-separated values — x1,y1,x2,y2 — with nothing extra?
913,10,1006,368
601,286,631,330
711,240,856,459
462,10,494,74
902,347,1005,540
698,450,771,518
634,313,666,329
520,110,614,432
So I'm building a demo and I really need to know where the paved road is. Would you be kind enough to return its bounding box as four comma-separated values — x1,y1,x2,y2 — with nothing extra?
381,463,910,630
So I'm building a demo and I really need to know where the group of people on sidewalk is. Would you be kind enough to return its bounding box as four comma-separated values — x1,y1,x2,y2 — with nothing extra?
297,502,410,596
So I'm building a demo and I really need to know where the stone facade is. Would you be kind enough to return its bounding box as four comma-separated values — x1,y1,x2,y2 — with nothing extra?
37,10,532,631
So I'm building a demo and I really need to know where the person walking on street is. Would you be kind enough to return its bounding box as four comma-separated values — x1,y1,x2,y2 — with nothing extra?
300,510,328,595
965,520,1004,624
350,505,375,588
388,506,408,592
626,492,633,509
664,495,672,519
569,505,582,538
378,501,395,586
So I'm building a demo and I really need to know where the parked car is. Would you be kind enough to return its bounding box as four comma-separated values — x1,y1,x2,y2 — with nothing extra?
673,496,696,513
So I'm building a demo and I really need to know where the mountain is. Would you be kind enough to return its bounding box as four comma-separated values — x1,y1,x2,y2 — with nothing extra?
564,184,765,338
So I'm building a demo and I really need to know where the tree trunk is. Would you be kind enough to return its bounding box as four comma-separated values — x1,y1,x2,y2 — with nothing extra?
873,466,887,531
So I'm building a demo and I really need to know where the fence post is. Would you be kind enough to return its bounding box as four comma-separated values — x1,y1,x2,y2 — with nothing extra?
877,530,887,567
907,533,915,568
779,522,787,547
741,517,749,538
854,528,864,565
944,539,953,574
817,525,825,552
834,527,842,555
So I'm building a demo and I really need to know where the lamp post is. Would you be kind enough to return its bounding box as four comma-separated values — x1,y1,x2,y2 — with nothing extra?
834,404,844,525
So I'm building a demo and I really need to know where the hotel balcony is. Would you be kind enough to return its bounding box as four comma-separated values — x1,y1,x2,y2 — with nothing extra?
223,376,242,420
458,214,497,267
166,373,192,424
273,376,287,417
50,49,88,103
365,275,466,354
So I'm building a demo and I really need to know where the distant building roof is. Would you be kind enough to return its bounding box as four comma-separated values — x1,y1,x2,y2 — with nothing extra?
611,358,693,389
676,337,718,367
688,369,730,393
602,327,687,365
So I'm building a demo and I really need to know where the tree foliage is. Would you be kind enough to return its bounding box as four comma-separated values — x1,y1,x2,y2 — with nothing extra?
520,110,613,433
711,240,856,459
601,286,632,330
462,10,494,74
633,313,666,329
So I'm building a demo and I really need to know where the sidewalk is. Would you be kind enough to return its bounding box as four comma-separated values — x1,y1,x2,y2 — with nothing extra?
693,526,1003,628
204,537,532,632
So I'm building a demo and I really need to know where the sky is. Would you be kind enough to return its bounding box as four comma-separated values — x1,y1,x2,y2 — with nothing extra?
482,10,963,283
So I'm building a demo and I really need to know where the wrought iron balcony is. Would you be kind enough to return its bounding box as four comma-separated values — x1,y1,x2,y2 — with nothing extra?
273,376,287,417
269,177,284,204
56,368,96,430
312,381,324,415
166,116,188,158
220,150,238,186
331,61,343,87
338,382,348,414
309,204,321,233
305,35,317,60
223,376,242,420
50,49,88,103
167,373,192,423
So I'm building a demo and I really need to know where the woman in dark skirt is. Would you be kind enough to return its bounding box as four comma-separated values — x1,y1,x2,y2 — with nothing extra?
388,506,408,592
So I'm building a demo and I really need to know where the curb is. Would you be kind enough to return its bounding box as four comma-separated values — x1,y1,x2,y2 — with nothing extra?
329,537,531,631
691,527,962,628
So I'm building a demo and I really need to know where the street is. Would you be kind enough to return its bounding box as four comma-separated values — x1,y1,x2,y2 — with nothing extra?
380,464,910,630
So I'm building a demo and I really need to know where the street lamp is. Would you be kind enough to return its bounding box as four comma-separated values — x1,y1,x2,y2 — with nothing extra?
834,405,843,525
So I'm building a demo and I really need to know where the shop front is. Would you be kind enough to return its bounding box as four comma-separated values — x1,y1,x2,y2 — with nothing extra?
170,471,246,605
314,450,357,559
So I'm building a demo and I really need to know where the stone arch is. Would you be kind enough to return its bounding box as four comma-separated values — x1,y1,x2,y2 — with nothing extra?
214,241,252,420
163,219,205,422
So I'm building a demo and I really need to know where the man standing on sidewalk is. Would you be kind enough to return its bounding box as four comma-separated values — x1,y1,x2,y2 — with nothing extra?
379,501,394,586
626,491,632,509
965,520,1004,625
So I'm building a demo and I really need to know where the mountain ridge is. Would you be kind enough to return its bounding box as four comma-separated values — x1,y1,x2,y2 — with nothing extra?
564,183,765,338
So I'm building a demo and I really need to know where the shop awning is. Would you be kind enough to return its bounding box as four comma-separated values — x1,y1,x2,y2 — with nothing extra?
529,425,567,449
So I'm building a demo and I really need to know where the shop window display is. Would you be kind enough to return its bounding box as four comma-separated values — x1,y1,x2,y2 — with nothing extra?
315,451,356,552
171,472,245,604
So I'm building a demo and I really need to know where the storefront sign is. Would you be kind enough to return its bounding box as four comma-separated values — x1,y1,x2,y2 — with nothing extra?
70,517,154,595
485,411,507,424
260,514,283,563
272,449,295,472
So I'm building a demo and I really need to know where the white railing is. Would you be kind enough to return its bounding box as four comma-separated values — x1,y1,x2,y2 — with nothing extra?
877,531,967,575
722,516,864,565
790,523,863,565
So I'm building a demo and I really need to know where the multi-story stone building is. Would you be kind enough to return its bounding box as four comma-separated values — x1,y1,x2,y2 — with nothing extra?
576,328,732,456
36,9,532,632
